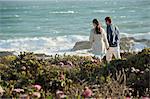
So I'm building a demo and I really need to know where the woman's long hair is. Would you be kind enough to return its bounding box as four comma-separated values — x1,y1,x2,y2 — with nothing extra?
92,19,102,34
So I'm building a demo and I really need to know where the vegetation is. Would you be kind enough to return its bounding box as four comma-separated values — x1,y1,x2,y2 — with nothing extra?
0,48,150,98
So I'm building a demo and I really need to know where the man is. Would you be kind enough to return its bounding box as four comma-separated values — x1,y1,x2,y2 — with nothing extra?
105,17,121,63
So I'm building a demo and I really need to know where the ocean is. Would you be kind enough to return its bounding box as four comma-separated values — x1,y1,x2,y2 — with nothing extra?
0,0,150,55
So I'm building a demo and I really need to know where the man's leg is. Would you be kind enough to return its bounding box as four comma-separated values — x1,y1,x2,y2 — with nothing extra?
106,47,113,63
113,46,121,59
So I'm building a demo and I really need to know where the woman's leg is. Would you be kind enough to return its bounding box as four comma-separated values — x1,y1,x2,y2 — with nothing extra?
94,51,102,62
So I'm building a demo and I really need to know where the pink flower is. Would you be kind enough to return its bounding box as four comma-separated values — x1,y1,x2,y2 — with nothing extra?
33,85,41,91
13,88,24,93
59,72,65,80
140,71,144,74
56,90,67,98
67,61,73,67
56,90,64,95
142,97,150,99
60,95,67,98
82,87,92,98
60,74,65,80
59,62,64,67
126,97,130,99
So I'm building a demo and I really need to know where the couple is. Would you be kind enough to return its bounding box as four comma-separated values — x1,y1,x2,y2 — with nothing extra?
89,17,121,62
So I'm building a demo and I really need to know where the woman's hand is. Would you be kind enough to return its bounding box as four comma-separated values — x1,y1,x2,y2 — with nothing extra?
107,47,109,50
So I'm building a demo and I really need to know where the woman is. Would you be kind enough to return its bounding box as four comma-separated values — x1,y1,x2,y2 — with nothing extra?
89,19,109,61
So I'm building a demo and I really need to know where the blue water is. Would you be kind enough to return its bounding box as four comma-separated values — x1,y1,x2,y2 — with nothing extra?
0,0,150,53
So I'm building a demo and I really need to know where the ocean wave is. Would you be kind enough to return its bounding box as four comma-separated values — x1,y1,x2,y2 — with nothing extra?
14,15,20,17
93,10,109,13
121,32,150,40
0,33,149,55
119,7,126,10
120,16,127,18
0,35,88,55
128,10,136,13
49,11,76,14
93,10,115,13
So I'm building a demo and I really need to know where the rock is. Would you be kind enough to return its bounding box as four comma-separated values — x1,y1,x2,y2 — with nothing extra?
71,38,134,51
71,41,92,51
119,37,150,51
71,37,149,52
145,40,150,47
35,53,51,58
120,37,135,51
0,51,14,57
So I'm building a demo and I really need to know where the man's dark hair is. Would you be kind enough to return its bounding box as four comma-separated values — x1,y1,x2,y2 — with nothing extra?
105,17,112,23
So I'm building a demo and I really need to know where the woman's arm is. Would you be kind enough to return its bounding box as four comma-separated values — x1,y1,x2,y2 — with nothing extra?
89,29,94,43
102,29,109,49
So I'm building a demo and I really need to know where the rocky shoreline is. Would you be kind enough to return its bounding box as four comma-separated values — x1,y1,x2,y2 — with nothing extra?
0,51,15,57
72,37,150,52
0,37,150,58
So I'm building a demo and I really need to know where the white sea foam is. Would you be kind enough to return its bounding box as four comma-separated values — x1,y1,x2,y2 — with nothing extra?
93,10,109,13
129,10,136,13
119,7,126,9
50,11,76,14
120,16,127,18
0,33,149,55
14,15,20,17
93,10,115,13
0,35,88,55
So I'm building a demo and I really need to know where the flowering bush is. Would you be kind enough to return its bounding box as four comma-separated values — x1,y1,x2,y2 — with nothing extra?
0,48,149,98
32,85,42,91
82,87,92,98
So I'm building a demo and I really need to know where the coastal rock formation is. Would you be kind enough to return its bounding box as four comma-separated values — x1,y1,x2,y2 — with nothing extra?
71,37,149,51
0,51,14,57
71,41,92,51
120,37,134,51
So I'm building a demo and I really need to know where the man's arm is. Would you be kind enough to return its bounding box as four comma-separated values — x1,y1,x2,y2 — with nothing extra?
115,26,120,43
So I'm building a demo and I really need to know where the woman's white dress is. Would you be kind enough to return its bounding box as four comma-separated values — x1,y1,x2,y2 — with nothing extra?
89,28,109,58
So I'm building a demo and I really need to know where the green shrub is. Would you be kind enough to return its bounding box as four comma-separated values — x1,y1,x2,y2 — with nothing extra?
0,48,149,98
